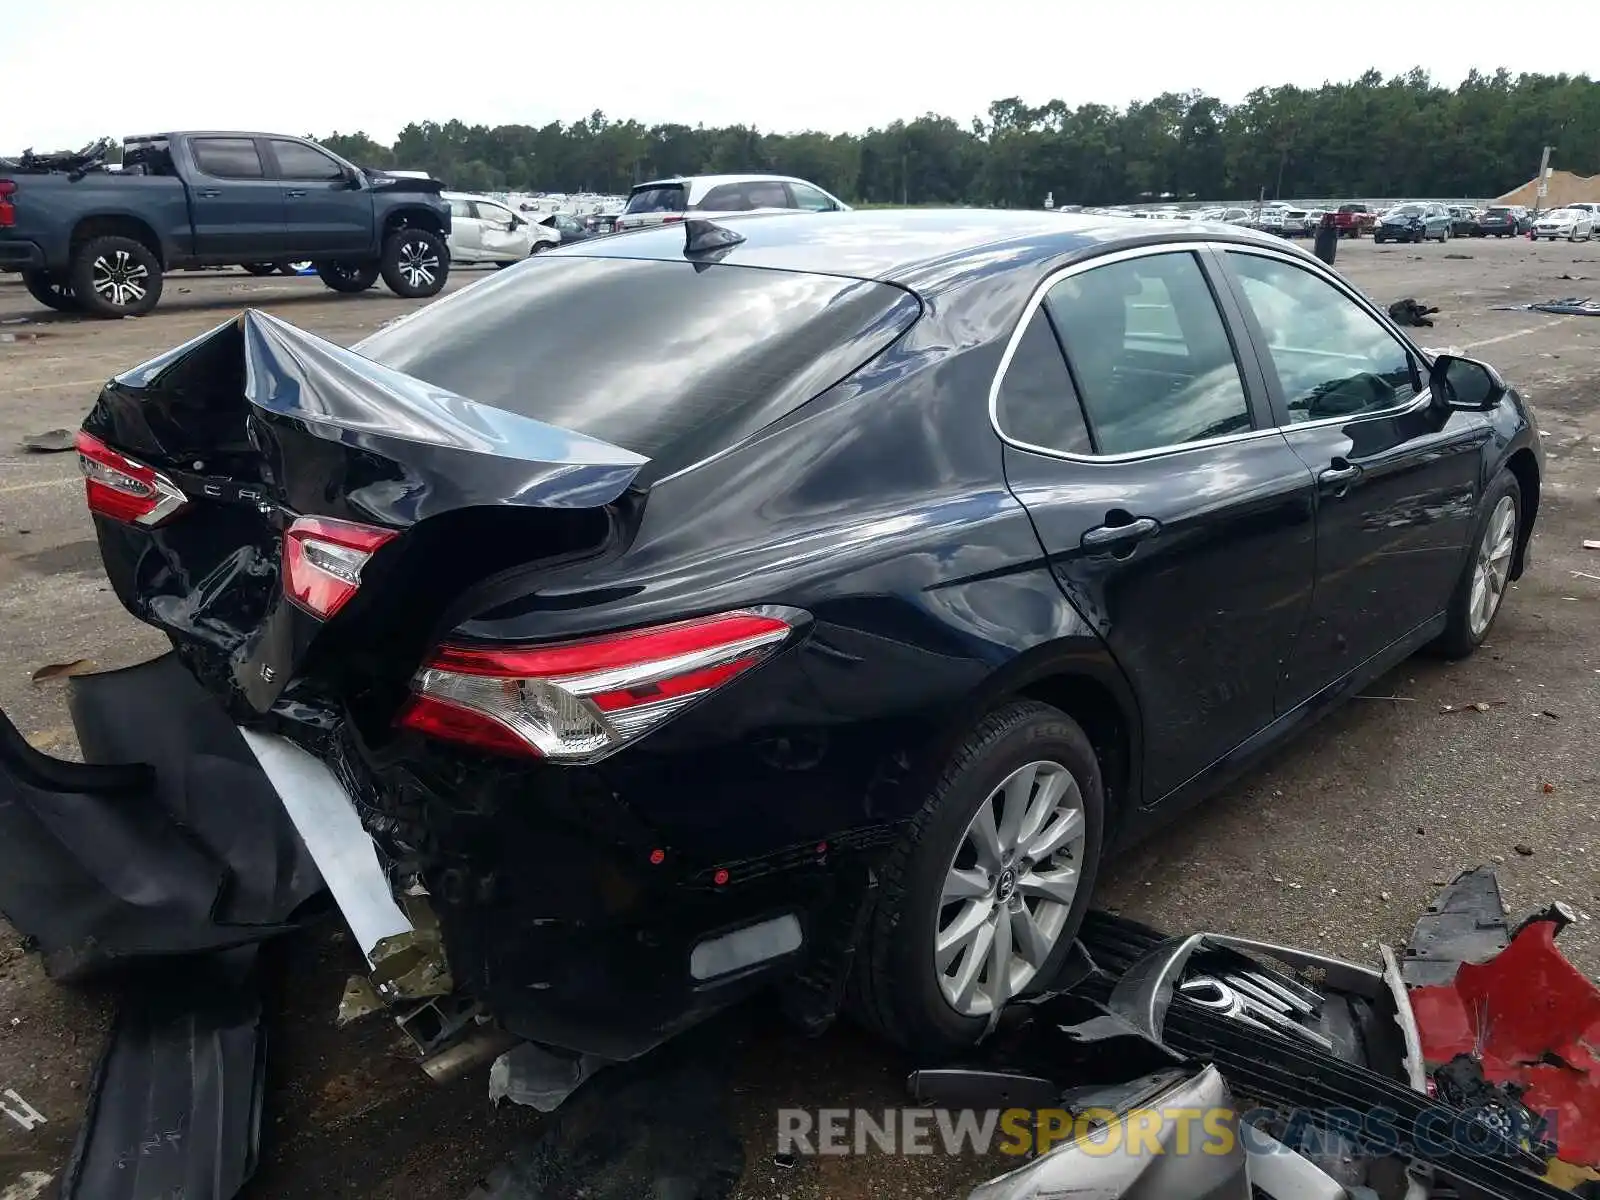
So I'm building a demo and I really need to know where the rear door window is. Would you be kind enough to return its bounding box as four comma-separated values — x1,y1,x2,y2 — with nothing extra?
192,137,266,180
353,258,920,478
788,182,837,211
697,184,749,212
744,180,791,209
993,307,1093,455
624,185,688,214
1043,251,1253,455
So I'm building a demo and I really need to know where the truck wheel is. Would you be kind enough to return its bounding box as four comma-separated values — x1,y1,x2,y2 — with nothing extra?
242,263,279,277
380,229,448,298
20,270,81,313
69,237,163,318
281,262,311,275
314,260,380,293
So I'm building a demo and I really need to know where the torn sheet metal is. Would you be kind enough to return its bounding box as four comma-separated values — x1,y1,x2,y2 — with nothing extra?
237,728,412,962
61,948,265,1200
0,655,321,979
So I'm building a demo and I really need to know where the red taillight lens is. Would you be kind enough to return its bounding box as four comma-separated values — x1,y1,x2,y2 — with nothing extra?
0,179,14,228
283,516,397,619
395,609,799,761
76,430,188,526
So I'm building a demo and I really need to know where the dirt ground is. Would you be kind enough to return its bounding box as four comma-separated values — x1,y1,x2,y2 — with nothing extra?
0,238,1597,1199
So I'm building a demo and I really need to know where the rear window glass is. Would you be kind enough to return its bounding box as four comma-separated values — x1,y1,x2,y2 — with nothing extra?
1486,207,1512,216
353,258,919,479
1337,204,1366,214
625,185,687,214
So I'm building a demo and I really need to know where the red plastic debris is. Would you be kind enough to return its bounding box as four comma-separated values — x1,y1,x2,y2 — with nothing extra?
1409,920,1600,1167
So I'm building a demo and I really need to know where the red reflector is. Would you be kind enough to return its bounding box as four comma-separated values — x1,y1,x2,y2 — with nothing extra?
76,430,188,526
397,609,799,762
713,869,730,886
0,180,14,228
283,515,397,619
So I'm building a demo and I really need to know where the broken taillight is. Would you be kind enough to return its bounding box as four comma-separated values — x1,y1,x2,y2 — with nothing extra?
76,430,189,526
283,516,398,619
395,609,799,762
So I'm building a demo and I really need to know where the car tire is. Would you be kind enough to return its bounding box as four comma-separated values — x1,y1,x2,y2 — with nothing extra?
69,235,163,318
314,260,381,293
242,263,280,277
849,700,1105,1054
380,228,448,298
1432,471,1522,660
281,261,311,275
20,270,81,313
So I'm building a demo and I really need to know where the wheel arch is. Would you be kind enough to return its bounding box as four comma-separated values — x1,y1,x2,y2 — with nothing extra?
382,205,447,239
924,639,1144,842
1503,446,1540,580
69,214,165,268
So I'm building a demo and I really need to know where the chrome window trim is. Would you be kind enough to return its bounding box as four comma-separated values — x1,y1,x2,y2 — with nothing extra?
989,238,1434,464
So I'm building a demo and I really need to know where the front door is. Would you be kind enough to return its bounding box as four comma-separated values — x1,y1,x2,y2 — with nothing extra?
186,137,286,259
265,139,372,256
998,247,1317,805
472,200,527,261
1214,247,1487,708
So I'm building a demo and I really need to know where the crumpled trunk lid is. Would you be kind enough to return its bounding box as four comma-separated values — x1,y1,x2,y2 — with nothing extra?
83,309,646,711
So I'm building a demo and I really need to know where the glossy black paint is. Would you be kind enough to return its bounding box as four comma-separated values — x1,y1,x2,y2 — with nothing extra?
79,210,1543,1058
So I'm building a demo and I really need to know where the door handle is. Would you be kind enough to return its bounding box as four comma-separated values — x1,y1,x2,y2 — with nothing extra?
284,188,307,198
1081,516,1160,549
1318,460,1363,494
196,188,221,198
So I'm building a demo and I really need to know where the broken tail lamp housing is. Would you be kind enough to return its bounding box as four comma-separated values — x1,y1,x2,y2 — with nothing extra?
76,430,189,527
283,516,398,620
396,609,803,762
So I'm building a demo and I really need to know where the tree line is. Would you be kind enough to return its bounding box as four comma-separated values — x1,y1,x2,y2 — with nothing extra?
319,68,1600,206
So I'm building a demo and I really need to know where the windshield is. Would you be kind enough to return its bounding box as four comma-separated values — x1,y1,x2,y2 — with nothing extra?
1486,208,1512,216
1389,205,1424,217
624,184,687,214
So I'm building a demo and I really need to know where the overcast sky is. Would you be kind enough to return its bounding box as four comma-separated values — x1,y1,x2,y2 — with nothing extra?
4,0,1592,152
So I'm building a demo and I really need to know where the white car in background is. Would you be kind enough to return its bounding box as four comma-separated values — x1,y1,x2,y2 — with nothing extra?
443,191,558,266
1531,206,1594,241
612,174,851,233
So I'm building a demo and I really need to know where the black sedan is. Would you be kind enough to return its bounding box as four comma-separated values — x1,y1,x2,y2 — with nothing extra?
24,211,1542,1067
1477,206,1526,237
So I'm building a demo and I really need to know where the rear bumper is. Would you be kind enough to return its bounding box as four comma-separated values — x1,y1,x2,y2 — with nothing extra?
0,239,46,270
2,652,848,1060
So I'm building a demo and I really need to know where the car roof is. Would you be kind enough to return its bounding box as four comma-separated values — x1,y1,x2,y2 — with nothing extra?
550,207,1300,287
441,190,510,204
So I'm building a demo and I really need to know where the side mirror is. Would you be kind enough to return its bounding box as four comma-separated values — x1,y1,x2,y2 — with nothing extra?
1430,354,1506,412
343,165,363,188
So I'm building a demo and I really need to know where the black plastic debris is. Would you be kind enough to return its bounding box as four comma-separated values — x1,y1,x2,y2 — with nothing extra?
466,1050,743,1200
0,654,322,980
1388,298,1441,327
1400,865,1510,987
61,947,266,1200
20,428,75,453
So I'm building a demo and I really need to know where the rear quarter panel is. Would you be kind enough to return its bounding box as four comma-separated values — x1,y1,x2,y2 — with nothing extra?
4,173,192,266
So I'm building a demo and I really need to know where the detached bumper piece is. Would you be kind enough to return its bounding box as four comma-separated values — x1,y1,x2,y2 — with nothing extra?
0,654,322,979
61,948,266,1200
951,891,1589,1200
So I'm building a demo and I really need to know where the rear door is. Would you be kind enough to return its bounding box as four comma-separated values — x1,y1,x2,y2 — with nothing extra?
446,197,480,259
1214,245,1486,709
998,246,1318,805
185,137,286,259
265,138,371,256
472,200,528,260
787,181,844,212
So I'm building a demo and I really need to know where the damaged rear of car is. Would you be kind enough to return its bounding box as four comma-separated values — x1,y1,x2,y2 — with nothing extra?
51,244,924,1070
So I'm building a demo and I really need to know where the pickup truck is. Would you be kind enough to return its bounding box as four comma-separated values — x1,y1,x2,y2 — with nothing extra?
1332,203,1376,238
0,133,452,318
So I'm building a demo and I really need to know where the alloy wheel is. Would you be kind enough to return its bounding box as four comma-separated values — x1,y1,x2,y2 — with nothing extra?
934,760,1086,1017
1468,494,1517,639
92,250,149,309
397,240,439,289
